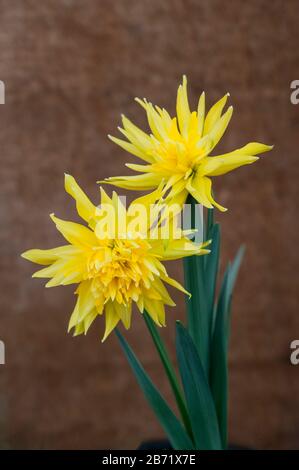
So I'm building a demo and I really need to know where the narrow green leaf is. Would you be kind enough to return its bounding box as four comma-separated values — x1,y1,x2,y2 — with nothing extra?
206,207,214,239
228,245,245,295
184,254,209,372
205,223,221,321
176,322,222,450
115,329,194,450
143,312,194,441
183,195,210,374
210,245,245,448
209,268,230,449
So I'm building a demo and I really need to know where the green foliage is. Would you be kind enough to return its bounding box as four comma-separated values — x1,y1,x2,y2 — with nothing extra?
117,201,244,450
209,245,245,448
143,312,193,441
115,329,194,450
176,322,222,449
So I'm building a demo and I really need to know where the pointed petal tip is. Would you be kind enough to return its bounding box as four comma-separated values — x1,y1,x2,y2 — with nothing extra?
20,250,30,260
101,334,108,343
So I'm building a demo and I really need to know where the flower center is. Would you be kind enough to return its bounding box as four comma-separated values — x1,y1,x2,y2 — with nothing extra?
86,238,157,306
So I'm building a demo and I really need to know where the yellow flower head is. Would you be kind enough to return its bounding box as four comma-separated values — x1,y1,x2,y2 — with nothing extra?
104,76,273,211
22,175,209,341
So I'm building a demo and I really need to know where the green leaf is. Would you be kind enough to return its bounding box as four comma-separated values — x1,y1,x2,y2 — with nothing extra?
183,195,210,374
210,245,245,448
175,322,222,450
143,312,193,441
228,245,245,297
206,207,214,238
209,266,229,448
205,223,221,321
184,254,209,372
115,329,194,450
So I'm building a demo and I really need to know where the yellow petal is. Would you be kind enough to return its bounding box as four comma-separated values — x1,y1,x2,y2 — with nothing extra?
225,142,273,156
150,277,176,306
125,163,154,173
202,155,259,176
186,176,213,209
208,106,233,151
64,174,96,224
196,157,223,177
117,303,132,330
160,236,208,260
176,75,191,137
76,281,96,323
203,142,273,176
203,93,229,135
21,245,78,265
83,310,98,334
131,181,164,208
161,273,190,297
102,173,161,191
32,256,85,287
112,191,127,236
99,186,113,205
68,297,80,332
187,175,227,211
73,321,85,336
50,214,98,247
197,91,205,137
144,102,168,141
120,114,154,160
108,134,153,163
102,301,121,342
143,298,166,326
32,262,63,280
202,176,227,211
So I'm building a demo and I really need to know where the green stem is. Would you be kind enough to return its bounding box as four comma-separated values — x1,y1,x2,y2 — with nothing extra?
143,311,194,442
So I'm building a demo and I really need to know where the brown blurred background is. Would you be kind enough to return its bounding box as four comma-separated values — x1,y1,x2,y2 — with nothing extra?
0,0,298,449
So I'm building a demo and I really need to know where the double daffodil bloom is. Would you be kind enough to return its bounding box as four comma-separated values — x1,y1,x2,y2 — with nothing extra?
22,175,209,341
104,76,273,211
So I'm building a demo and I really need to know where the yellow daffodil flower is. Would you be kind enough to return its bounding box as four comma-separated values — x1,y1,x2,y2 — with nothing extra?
103,76,273,211
22,175,209,341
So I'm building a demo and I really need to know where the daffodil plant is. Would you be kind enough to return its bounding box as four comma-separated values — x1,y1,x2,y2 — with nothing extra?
22,77,272,450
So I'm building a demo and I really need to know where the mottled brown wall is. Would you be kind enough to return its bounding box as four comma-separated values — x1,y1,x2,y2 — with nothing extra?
0,0,298,449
